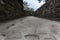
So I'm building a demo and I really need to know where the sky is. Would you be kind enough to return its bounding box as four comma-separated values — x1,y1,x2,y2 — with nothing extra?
23,0,46,11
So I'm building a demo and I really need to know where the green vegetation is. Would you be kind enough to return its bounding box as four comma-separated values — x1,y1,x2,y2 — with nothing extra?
23,1,34,12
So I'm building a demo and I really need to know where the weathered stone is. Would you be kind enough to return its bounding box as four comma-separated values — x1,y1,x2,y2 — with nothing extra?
1,16,58,40
34,0,60,21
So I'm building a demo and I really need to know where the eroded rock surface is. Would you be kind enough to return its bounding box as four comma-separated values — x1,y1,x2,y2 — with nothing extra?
0,16,60,40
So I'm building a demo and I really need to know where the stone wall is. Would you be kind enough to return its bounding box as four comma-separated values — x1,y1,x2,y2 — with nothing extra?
0,0,60,22
0,0,27,22
34,0,60,21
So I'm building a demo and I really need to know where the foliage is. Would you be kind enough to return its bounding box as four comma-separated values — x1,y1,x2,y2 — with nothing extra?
23,1,34,12
38,0,41,3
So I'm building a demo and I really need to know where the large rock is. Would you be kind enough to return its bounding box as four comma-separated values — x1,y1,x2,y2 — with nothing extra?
34,0,60,21
0,0,60,22
0,16,60,40
0,0,27,22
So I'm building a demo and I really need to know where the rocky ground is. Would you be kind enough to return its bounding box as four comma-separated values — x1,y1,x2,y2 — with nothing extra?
0,0,60,40
0,16,60,40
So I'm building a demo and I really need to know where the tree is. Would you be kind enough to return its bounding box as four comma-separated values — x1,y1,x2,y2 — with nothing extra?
23,1,34,12
38,0,41,3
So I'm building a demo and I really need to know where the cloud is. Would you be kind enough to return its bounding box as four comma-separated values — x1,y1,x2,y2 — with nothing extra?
23,0,46,11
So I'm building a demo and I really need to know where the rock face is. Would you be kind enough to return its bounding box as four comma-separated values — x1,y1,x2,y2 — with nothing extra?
34,0,60,21
0,0,27,22
1,16,60,40
0,0,60,22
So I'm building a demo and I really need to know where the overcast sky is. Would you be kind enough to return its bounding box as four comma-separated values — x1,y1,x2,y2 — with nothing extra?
23,0,46,11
